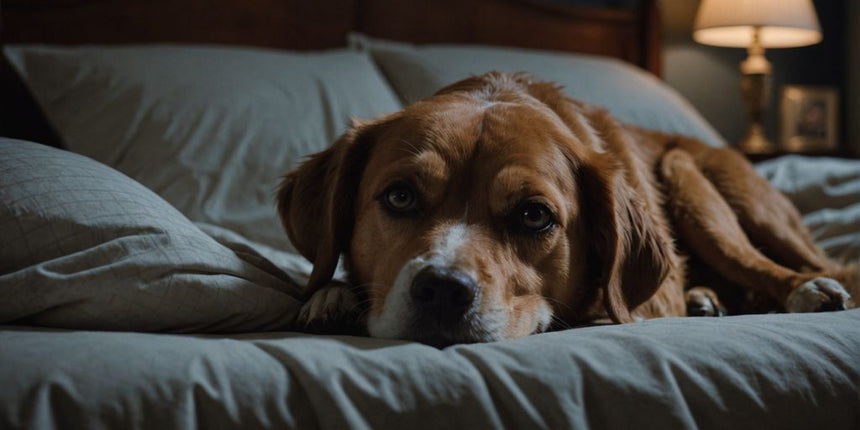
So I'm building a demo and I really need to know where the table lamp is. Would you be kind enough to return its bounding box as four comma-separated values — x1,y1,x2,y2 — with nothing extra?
693,0,822,153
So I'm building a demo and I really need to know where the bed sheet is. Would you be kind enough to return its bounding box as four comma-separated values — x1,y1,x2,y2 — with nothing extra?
2,309,859,429
756,155,860,262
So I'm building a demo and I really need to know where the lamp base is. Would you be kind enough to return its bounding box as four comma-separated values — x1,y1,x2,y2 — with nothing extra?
738,123,774,154
737,33,773,155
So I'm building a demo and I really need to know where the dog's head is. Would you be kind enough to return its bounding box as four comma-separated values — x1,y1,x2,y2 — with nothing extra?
278,72,671,344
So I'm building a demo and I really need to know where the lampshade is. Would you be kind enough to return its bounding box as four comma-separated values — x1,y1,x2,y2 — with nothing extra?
693,0,822,48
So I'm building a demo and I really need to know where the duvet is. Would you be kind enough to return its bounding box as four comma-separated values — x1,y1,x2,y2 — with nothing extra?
2,311,859,429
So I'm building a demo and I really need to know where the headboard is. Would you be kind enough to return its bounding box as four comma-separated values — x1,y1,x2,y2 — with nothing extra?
0,0,661,146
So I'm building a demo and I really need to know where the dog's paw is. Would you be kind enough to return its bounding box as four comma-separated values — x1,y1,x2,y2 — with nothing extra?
685,286,726,317
297,284,365,335
786,277,852,313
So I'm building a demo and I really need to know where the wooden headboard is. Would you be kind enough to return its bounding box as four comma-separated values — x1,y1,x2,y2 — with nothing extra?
0,0,661,146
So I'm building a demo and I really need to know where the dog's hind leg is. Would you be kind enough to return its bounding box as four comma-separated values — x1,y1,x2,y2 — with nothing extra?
675,141,859,303
660,148,852,312
674,141,832,273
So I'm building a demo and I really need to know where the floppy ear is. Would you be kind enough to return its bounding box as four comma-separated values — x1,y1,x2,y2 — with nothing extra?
578,149,674,324
276,120,379,299
517,75,673,323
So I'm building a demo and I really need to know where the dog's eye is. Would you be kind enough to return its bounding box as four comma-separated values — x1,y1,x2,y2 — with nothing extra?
382,184,418,213
519,202,555,232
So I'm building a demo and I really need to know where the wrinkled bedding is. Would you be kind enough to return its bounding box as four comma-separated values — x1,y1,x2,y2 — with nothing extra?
0,140,304,332
2,310,859,429
756,155,860,261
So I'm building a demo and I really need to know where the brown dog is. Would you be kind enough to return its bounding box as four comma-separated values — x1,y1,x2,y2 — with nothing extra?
278,72,856,345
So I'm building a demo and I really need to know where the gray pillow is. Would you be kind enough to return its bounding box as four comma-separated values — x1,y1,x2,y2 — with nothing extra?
4,44,403,253
350,33,725,146
0,139,305,332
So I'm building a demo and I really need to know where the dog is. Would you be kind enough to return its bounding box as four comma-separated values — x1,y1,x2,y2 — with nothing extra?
277,72,856,345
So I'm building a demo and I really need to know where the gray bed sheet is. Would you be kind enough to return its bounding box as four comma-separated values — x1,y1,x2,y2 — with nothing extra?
2,309,859,429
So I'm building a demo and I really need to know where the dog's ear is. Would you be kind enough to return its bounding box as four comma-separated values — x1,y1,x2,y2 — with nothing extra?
576,122,675,324
518,76,673,323
276,119,383,299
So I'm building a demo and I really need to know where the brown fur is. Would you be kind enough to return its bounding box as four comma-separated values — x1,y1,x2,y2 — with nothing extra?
278,72,857,341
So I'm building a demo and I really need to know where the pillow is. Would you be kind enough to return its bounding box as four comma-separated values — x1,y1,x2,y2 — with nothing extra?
349,34,726,147
3,44,403,253
0,139,306,332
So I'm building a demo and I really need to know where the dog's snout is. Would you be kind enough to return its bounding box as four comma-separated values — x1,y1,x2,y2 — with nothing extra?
410,266,478,314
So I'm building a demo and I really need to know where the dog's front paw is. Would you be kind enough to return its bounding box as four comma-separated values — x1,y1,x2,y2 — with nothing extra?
786,277,853,313
685,286,726,317
297,284,366,335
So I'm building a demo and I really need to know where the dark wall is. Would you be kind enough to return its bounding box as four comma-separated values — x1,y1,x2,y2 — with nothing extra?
662,0,854,153
848,0,859,152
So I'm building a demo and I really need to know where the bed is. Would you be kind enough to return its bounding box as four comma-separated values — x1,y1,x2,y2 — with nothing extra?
1,1,859,428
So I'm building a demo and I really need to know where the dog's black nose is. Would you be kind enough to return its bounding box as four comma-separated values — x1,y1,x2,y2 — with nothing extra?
410,266,478,316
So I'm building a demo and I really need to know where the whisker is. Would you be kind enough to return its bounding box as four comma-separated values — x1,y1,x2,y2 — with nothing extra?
550,315,573,331
541,295,573,313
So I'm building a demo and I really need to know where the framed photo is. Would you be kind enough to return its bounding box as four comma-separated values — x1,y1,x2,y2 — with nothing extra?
779,85,839,152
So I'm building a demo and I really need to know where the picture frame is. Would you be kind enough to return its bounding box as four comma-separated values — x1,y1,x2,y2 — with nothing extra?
779,85,839,153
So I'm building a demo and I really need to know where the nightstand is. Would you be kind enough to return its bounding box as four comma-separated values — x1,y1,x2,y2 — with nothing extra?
743,149,859,163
